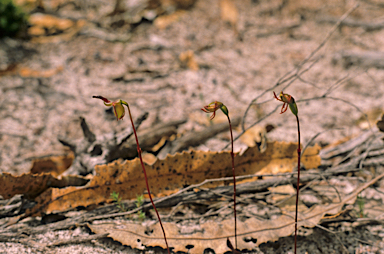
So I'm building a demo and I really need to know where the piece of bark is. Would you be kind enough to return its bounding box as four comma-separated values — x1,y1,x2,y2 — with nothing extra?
333,50,384,69
158,116,241,157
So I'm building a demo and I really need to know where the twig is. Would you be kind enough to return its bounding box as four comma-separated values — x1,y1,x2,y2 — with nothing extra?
46,233,109,247
317,16,384,31
241,3,359,133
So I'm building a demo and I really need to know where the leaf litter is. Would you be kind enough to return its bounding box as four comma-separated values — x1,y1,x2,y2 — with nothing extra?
19,141,319,216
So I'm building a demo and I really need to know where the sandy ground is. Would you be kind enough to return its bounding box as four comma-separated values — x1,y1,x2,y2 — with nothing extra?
1,0,384,253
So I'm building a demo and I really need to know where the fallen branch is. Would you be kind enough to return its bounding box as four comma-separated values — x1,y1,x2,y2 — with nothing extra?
59,115,186,175
46,233,108,247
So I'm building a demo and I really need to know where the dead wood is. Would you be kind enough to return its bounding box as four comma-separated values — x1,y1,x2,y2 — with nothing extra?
121,118,187,156
0,169,355,236
256,23,301,38
333,50,384,69
1,129,383,242
317,16,384,31
158,116,241,158
58,113,148,176
46,233,109,247
0,195,23,217
320,131,377,160
59,113,186,176
153,168,362,209
320,131,384,168
0,233,45,251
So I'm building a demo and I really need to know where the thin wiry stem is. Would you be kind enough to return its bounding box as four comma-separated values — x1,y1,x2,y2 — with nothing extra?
294,115,301,254
227,115,238,250
124,103,170,254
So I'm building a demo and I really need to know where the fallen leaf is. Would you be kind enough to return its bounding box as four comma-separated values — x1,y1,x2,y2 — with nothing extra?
220,0,238,29
30,153,74,177
239,125,267,152
30,19,86,43
26,141,320,215
87,172,384,252
356,107,382,129
29,13,74,30
28,26,45,36
18,66,63,78
0,172,88,199
179,50,199,71
154,10,185,29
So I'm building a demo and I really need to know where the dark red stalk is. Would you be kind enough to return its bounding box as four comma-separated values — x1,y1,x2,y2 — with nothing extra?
227,115,237,250
124,103,170,254
294,114,301,254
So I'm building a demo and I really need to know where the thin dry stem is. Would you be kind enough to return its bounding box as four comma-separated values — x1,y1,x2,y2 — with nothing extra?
240,3,359,135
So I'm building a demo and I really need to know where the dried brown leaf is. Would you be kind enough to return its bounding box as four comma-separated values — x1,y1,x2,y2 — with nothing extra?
30,153,74,176
179,50,199,71
239,125,267,152
220,0,238,28
154,10,185,29
0,172,88,199
26,141,320,215
87,172,384,252
18,66,64,78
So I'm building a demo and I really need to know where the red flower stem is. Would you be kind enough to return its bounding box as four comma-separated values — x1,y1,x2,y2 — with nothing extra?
124,103,170,254
294,115,301,254
227,115,237,250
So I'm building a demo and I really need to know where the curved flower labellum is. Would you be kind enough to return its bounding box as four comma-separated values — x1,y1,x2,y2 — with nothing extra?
93,96,126,121
273,91,298,116
201,101,229,119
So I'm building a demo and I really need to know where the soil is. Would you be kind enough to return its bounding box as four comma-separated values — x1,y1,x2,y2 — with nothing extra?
1,0,384,253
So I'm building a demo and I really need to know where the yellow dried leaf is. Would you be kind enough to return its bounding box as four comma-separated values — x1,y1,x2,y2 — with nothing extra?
356,107,382,129
29,13,74,30
179,50,199,71
18,66,63,78
220,0,238,27
154,11,185,29
28,26,45,36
